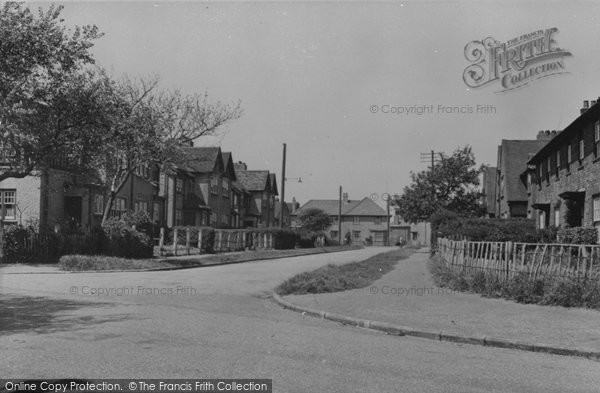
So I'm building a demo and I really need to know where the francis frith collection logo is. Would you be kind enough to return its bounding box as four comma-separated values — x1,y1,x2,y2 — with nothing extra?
463,28,572,92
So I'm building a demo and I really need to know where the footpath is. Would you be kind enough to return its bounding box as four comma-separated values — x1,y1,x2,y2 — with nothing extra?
276,249,600,360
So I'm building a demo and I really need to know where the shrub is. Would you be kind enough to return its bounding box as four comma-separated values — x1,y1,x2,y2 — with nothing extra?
557,227,598,245
429,255,600,309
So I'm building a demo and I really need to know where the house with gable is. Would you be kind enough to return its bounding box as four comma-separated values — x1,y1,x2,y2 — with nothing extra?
233,162,278,228
164,146,237,228
295,193,390,245
494,135,551,219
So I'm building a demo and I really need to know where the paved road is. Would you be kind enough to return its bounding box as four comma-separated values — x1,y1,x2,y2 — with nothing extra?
2,248,600,393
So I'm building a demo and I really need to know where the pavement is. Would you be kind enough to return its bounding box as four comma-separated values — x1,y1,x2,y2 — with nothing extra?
276,248,600,360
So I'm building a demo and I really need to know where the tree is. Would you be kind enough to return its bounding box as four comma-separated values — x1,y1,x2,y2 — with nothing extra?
88,74,243,224
393,146,484,224
298,208,332,232
0,3,104,182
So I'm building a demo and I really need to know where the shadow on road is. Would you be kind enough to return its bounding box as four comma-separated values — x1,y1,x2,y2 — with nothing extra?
0,295,126,335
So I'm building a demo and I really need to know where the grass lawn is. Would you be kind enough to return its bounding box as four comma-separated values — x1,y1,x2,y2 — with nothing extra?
275,248,412,295
58,246,363,271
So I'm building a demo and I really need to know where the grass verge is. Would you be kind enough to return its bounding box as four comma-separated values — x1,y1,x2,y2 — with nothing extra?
58,246,363,271
428,255,600,309
275,248,412,296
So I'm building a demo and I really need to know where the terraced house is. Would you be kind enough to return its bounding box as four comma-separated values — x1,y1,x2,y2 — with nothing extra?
525,99,600,231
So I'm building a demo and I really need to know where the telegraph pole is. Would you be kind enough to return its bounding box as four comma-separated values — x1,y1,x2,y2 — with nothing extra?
338,186,342,245
280,143,287,228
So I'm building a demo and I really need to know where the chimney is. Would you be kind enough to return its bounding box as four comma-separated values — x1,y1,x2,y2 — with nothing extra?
342,192,349,203
537,130,551,140
592,100,597,107
581,100,590,114
292,197,297,213
235,161,247,170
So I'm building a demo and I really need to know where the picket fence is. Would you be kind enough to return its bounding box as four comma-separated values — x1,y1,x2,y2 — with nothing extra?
437,237,600,281
158,228,275,257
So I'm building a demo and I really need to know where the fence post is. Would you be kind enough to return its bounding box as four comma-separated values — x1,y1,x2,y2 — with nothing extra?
159,227,165,257
173,228,179,256
0,219,4,263
186,228,191,255
197,229,203,254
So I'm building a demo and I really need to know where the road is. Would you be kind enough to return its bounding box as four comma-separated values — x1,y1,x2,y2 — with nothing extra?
1,247,599,393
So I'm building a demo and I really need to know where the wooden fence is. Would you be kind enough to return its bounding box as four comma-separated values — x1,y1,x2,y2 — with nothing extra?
437,237,600,281
158,228,275,257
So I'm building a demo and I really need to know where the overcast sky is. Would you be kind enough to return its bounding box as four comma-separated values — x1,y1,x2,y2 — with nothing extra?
41,1,600,206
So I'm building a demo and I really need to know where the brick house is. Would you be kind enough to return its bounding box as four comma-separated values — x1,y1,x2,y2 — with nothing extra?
234,163,278,228
494,136,550,218
295,194,389,245
525,99,600,231
164,147,237,228
0,158,158,232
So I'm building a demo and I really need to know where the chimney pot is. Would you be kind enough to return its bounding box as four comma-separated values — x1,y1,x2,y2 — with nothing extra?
584,100,590,108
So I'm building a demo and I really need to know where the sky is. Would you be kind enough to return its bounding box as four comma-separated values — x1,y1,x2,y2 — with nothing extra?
33,1,600,207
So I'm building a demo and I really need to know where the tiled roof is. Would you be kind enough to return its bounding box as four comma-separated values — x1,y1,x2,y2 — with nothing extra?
499,140,547,201
528,101,600,164
235,170,270,191
179,147,221,173
297,197,388,217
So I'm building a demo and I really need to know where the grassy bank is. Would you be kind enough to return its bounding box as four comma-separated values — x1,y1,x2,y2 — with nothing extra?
275,248,412,296
58,246,363,271
428,255,600,309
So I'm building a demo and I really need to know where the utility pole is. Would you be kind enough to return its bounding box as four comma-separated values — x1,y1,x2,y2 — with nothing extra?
280,143,286,228
386,197,390,247
338,186,342,245
420,150,443,199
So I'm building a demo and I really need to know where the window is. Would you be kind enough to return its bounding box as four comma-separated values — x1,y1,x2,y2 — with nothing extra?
210,177,218,194
176,178,183,194
175,209,183,226
374,217,382,225
555,150,560,178
567,144,572,170
594,196,600,222
211,212,217,225
153,202,160,223
111,197,126,216
0,190,16,221
526,173,532,190
539,211,546,229
554,209,560,227
352,230,361,240
135,201,148,213
596,120,600,157
545,158,550,183
353,216,360,224
330,230,338,240
222,179,229,192
93,194,104,215
579,138,585,161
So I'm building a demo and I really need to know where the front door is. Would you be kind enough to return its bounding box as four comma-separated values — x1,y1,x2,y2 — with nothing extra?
64,196,83,230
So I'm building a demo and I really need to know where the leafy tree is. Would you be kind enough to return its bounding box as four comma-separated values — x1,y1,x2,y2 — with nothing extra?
394,146,484,223
88,74,243,224
298,208,333,232
0,3,104,182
